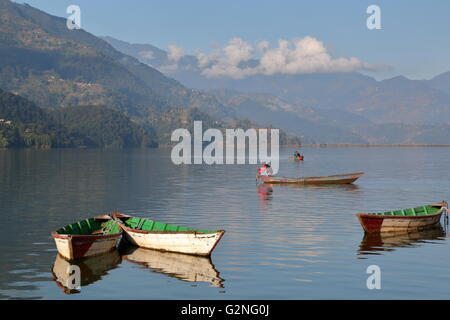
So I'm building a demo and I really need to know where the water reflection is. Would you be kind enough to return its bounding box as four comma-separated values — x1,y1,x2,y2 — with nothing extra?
2,148,450,299
119,244,224,288
357,226,446,257
52,250,121,294
257,184,273,201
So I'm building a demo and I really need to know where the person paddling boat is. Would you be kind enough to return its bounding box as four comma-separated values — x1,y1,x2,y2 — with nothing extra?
256,162,273,179
289,151,304,161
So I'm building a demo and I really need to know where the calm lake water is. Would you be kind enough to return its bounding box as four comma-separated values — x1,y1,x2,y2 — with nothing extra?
1,147,450,299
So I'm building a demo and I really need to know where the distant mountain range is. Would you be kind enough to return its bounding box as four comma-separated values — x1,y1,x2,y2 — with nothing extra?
102,36,450,144
0,0,449,147
0,0,300,148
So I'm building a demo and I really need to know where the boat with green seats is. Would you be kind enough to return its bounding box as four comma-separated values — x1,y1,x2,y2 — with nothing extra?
112,212,225,256
368,205,442,217
51,215,122,260
356,202,448,233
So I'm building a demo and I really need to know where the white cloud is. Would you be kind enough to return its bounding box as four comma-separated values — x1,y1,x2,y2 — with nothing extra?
198,38,255,79
192,36,373,79
257,37,370,75
167,44,185,63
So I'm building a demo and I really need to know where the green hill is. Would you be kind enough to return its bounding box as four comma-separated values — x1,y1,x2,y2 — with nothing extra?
0,88,155,148
0,0,231,119
0,88,78,148
0,0,302,147
52,105,156,148
150,108,300,147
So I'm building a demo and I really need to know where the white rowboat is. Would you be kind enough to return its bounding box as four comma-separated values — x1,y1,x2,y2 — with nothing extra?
112,212,225,256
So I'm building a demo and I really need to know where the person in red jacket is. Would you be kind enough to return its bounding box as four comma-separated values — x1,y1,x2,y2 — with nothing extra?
257,162,273,177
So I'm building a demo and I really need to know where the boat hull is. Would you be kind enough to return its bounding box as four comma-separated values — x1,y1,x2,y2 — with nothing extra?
52,233,121,260
259,172,364,185
356,211,443,233
120,225,225,256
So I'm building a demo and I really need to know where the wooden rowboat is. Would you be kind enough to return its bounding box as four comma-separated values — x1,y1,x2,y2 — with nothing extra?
51,215,122,261
258,172,364,185
112,212,225,256
356,202,448,233
120,244,224,288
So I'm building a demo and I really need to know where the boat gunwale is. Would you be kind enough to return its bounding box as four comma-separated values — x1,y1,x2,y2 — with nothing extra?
356,202,447,220
259,172,364,183
356,210,444,220
119,223,225,236
51,215,122,239
277,171,365,180
51,230,122,240
111,212,224,235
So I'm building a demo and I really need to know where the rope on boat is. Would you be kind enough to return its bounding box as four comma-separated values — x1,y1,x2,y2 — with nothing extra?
444,201,449,225
442,204,449,227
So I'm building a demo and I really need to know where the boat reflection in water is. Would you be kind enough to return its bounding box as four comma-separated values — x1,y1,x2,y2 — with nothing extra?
52,249,121,294
357,225,446,257
257,183,273,201
120,244,224,288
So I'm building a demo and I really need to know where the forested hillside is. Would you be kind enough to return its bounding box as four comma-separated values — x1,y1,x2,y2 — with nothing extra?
0,89,155,148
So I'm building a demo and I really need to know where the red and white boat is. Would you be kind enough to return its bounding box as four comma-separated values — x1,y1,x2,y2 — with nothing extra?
356,202,448,233
51,215,122,260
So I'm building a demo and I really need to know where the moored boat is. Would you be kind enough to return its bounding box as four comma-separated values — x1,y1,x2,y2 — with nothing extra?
51,215,122,260
258,172,364,185
356,202,448,233
112,212,225,256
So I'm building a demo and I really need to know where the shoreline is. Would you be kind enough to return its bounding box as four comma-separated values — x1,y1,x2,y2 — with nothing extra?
297,144,450,148
2,144,450,150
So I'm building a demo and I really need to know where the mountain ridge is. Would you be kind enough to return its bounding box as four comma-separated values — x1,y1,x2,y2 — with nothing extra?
101,36,450,144
1,1,449,146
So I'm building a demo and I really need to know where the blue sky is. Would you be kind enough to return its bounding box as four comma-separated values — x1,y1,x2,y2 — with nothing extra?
16,0,450,80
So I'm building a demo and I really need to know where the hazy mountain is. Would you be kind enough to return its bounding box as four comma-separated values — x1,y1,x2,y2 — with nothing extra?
428,71,450,96
174,72,450,125
100,36,199,73
103,36,450,144
103,36,450,129
353,123,450,145
343,76,450,124
208,89,368,144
